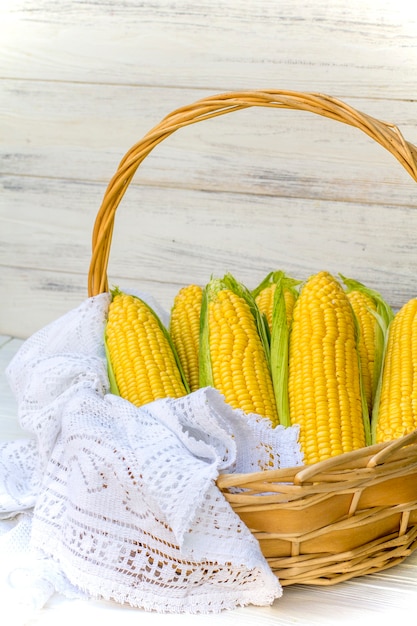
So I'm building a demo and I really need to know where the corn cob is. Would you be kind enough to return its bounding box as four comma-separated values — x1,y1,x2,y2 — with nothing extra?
288,271,370,464
253,270,299,332
341,276,394,416
105,288,189,407
253,272,299,427
372,297,417,443
199,273,279,424
170,284,203,392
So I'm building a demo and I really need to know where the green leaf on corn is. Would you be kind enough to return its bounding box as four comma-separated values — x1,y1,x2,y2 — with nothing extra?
340,275,394,444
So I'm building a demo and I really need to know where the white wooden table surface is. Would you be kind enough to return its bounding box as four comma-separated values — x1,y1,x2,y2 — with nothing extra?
2,0,417,622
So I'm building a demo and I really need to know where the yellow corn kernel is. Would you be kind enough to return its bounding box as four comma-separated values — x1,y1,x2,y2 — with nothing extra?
374,298,417,443
105,289,188,407
170,284,203,392
200,275,279,424
255,283,276,329
256,284,296,330
253,271,299,332
284,289,297,329
341,275,393,421
288,271,369,465
347,290,377,414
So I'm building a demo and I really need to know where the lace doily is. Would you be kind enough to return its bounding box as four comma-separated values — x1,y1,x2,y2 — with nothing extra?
0,292,303,615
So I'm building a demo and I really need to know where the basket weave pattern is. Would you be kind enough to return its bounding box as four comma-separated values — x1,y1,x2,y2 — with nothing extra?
218,431,417,584
88,90,417,586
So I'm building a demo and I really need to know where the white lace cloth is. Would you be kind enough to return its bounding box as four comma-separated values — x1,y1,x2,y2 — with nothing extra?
0,292,303,618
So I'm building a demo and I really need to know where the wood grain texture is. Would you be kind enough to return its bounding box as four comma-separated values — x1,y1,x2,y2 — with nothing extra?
0,336,25,439
2,171,417,337
1,0,417,340
1,80,417,202
1,0,416,96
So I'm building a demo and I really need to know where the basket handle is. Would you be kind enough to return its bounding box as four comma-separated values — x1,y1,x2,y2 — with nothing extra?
88,89,417,297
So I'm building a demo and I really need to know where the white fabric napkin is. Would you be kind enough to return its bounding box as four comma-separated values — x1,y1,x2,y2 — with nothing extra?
0,293,303,615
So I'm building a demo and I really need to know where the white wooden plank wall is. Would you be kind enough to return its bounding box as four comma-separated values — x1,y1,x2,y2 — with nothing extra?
1,0,417,339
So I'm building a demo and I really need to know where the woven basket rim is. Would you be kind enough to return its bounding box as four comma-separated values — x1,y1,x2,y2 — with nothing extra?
217,428,417,490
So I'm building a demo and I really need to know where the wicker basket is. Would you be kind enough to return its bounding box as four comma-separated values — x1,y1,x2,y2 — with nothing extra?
88,90,417,586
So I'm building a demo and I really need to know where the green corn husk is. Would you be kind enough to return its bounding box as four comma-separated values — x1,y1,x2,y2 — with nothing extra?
252,270,300,339
340,275,394,444
269,272,300,427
